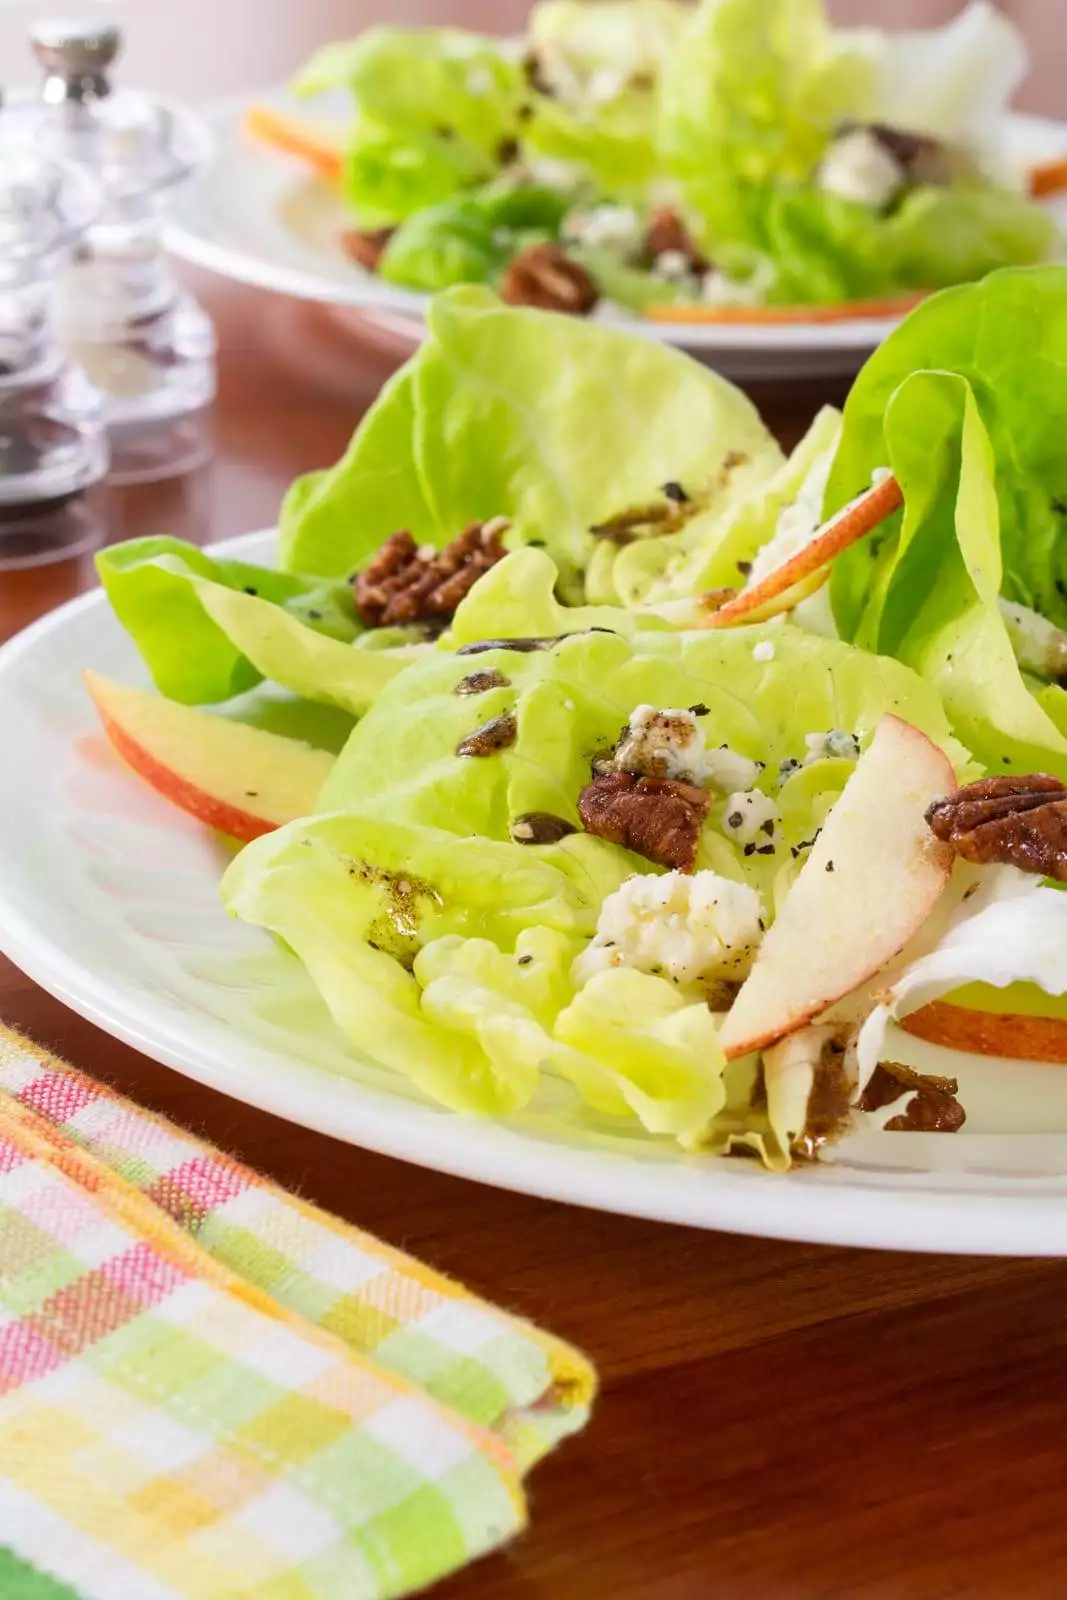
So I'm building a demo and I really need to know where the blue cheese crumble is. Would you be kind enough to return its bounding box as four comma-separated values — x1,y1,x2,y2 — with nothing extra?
614,705,760,791
572,869,765,988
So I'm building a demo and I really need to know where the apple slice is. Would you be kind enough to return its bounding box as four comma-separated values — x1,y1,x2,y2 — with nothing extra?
901,999,1067,1063
706,473,903,629
1030,156,1067,199
717,715,956,1060
244,107,345,184
645,294,927,326
86,671,335,842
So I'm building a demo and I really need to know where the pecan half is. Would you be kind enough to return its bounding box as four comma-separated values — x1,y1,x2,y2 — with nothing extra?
867,124,958,187
578,770,710,872
926,774,1067,879
501,243,599,315
857,1060,966,1134
341,227,396,273
642,206,709,273
354,521,508,628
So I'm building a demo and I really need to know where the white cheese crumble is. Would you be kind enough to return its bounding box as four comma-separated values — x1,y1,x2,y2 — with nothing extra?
562,203,642,254
723,789,779,847
586,64,630,105
614,705,760,791
525,155,586,192
804,729,861,763
817,127,905,209
700,268,765,307
572,869,765,988
752,640,776,663
652,248,693,282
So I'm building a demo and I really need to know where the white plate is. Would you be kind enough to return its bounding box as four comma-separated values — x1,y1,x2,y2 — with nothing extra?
7,528,1067,1255
169,93,1067,383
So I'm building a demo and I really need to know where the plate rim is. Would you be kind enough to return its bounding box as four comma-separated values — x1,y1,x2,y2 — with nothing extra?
165,93,1067,355
5,529,1067,1256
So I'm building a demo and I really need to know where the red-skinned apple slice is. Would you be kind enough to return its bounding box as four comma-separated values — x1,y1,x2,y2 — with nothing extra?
86,671,335,841
706,473,904,629
717,715,956,1061
901,1001,1067,1063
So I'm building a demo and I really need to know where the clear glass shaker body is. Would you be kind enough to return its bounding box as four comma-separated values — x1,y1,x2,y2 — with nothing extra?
0,154,108,558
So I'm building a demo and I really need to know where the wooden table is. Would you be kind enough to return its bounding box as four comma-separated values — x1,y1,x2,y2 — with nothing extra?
5,273,1067,1600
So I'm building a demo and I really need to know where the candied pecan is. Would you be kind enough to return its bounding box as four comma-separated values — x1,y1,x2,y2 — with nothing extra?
642,206,709,273
857,1061,966,1134
578,770,709,872
354,521,508,628
501,243,599,315
926,774,1067,880
341,226,396,273
867,124,958,186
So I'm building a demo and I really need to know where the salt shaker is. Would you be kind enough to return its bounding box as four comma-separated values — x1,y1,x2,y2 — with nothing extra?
0,147,109,564
29,20,217,485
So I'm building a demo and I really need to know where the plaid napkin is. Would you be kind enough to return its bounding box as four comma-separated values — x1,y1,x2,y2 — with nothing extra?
0,1025,594,1600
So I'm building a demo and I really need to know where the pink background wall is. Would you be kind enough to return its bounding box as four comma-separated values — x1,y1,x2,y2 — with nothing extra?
0,1,1061,115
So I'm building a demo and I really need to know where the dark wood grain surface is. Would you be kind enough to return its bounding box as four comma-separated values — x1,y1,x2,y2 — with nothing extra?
5,271,1067,1600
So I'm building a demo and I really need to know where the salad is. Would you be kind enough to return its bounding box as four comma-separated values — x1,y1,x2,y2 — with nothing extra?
246,0,1066,317
89,264,1067,1171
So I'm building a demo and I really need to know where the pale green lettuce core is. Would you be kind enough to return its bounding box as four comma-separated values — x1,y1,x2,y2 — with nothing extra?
223,619,969,1145
827,265,1067,777
280,286,781,592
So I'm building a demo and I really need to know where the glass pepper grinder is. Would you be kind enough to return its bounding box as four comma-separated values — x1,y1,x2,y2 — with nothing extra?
0,146,109,566
28,19,217,486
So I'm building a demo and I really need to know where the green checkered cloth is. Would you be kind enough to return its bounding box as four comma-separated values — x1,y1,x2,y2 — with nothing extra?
0,1025,594,1598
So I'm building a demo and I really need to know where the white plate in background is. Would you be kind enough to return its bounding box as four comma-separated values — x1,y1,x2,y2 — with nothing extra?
168,93,1067,382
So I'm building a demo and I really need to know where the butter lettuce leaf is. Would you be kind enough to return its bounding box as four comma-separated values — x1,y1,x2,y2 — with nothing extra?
449,547,661,645
552,968,727,1136
624,405,840,608
293,29,526,226
319,617,969,863
278,367,439,579
524,0,687,193
659,0,870,257
96,538,359,706
831,371,1067,777
191,582,425,717
828,266,1067,632
378,197,511,292
281,286,780,594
